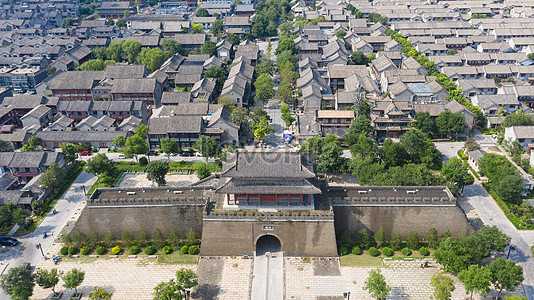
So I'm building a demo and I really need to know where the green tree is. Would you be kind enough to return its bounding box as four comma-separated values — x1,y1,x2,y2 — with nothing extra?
196,8,209,17
324,133,340,146
116,18,126,28
200,40,217,56
88,286,113,300
488,257,524,298
349,50,368,65
335,29,346,39
191,23,204,33
120,39,142,63
176,268,198,289
406,231,420,250
113,135,126,149
431,273,455,300
300,136,323,161
446,49,458,55
504,109,534,127
79,59,106,71
153,279,183,300
276,79,296,105
317,143,344,173
414,112,435,134
363,269,390,299
203,66,227,91
368,13,388,24
0,265,35,300
379,139,407,168
425,228,440,249
161,39,183,57
193,136,219,161
61,18,73,28
254,73,275,104
146,161,170,186
250,116,274,139
62,268,85,295
400,129,442,169
436,111,465,137
210,19,224,37
230,107,249,126
136,48,165,72
196,163,211,180
160,138,178,162
441,157,474,196
121,230,135,247
495,174,524,204
389,232,402,251
345,116,372,144
40,162,64,195
226,33,240,46
458,265,491,299
60,143,78,163
124,134,148,162
106,42,123,62
281,106,295,127
85,154,114,179
374,227,386,248
34,268,61,295
275,38,297,55
29,136,41,148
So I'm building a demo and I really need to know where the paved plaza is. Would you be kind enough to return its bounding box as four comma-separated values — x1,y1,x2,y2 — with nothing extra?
118,173,198,188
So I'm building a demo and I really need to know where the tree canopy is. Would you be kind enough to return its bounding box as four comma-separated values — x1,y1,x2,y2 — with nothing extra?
146,161,170,186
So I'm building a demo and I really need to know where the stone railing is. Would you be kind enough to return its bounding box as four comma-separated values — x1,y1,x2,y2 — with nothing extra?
330,196,456,206
203,209,334,221
88,197,206,207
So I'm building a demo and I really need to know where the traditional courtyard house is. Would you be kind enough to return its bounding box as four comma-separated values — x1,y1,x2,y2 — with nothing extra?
35,131,130,149
20,105,51,129
371,100,413,139
504,126,534,150
471,94,520,116
111,78,163,108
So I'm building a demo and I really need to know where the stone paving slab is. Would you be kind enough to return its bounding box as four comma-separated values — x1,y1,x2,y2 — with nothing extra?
33,257,196,300
219,256,253,300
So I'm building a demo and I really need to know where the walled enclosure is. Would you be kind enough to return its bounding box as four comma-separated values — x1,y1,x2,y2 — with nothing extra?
73,187,210,237
200,214,338,257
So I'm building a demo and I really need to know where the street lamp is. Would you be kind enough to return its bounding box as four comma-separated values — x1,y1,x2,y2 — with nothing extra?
506,245,516,260
36,243,44,257
81,185,86,195
343,292,350,300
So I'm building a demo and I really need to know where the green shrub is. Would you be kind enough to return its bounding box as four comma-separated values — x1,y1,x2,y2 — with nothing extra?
60,246,69,255
419,246,429,256
351,246,362,255
180,245,189,254
162,246,173,254
129,245,141,255
111,246,122,255
80,246,91,255
139,157,148,166
95,246,107,255
188,245,199,255
401,247,412,256
145,245,157,255
457,149,467,160
368,247,380,257
382,247,394,257
338,246,349,255
68,246,79,255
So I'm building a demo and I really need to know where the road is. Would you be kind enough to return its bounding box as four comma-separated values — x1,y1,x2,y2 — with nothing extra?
77,151,212,163
434,141,464,163
464,183,534,299
263,100,286,148
251,252,284,300
0,172,96,299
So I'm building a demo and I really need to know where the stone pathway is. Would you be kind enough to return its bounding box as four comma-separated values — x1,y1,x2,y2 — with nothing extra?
219,256,253,300
33,257,196,300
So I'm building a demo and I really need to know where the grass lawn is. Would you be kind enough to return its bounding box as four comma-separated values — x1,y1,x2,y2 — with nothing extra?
340,250,433,267
86,178,110,195
156,251,199,264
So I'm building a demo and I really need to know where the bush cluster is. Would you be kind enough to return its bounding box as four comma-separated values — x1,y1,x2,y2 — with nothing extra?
180,245,189,254
68,246,78,255
382,247,394,257
162,246,173,254
419,247,429,256
351,246,362,255
60,246,69,255
401,247,412,256
338,246,349,256
145,245,157,255
368,247,380,257
129,245,141,255
111,246,122,255
95,246,107,255
80,246,91,255
188,245,199,255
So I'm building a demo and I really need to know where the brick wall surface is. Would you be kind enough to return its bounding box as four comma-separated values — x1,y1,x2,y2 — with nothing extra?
332,205,473,240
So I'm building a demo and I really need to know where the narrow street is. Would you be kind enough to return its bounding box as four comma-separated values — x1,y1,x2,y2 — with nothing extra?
263,100,285,148
0,172,96,299
463,183,534,299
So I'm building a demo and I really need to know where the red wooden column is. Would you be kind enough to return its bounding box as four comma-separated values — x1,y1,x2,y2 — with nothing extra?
226,194,229,205
275,194,278,206
246,194,249,205
259,194,262,206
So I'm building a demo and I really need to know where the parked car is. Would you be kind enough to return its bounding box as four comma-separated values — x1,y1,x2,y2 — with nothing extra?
147,151,159,156
0,237,19,247
181,151,193,157
78,150,91,156
118,154,126,159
